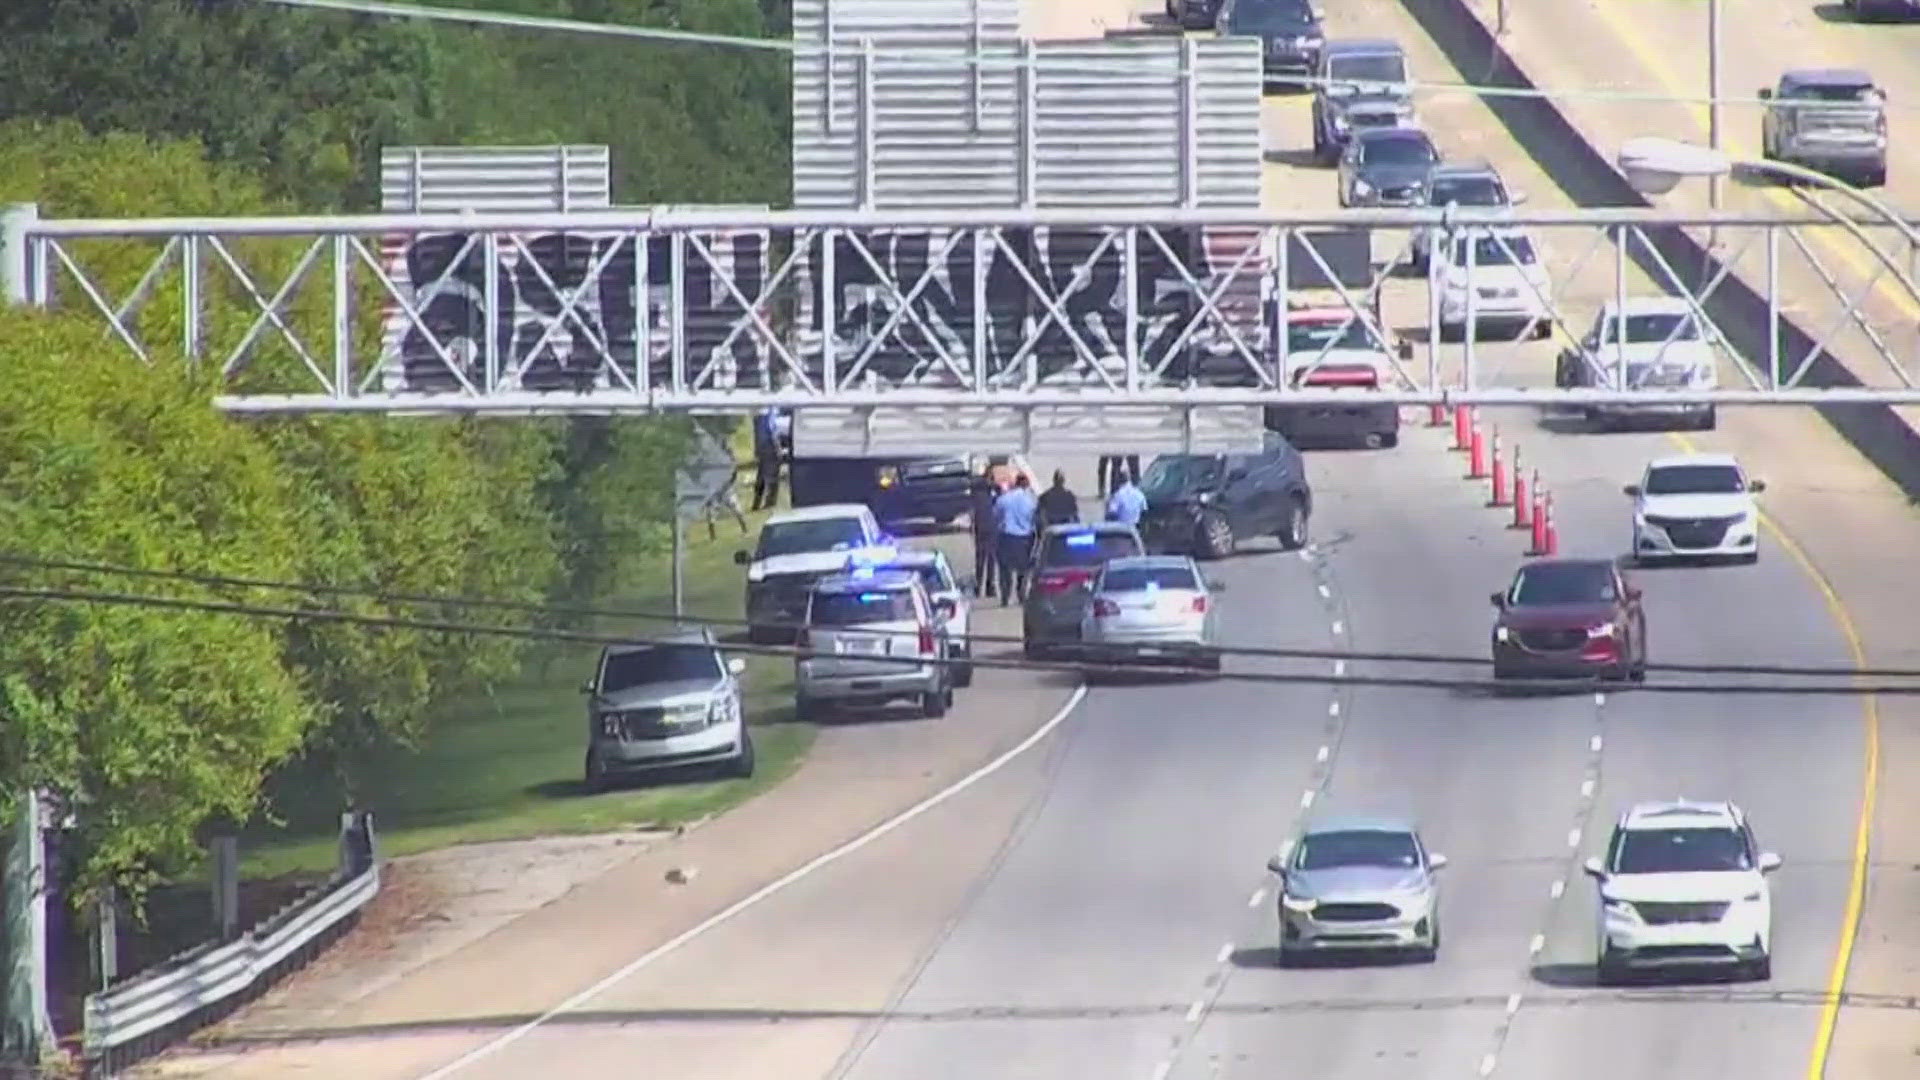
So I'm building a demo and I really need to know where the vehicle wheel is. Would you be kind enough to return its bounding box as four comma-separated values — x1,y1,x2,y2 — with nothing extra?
1630,657,1648,682
1746,953,1773,981
583,750,610,793
1595,952,1629,987
921,685,950,719
1165,0,1175,18
934,513,958,527
1863,166,1888,189
1197,511,1237,560
954,660,975,688
1024,639,1045,661
1532,320,1553,340
1379,431,1400,449
1275,943,1301,968
1278,496,1310,551
795,695,820,723
724,730,757,779
1738,550,1760,565
1695,405,1718,431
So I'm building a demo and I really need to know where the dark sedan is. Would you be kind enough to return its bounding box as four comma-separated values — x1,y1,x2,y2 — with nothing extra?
1219,0,1326,88
1338,128,1440,208
1490,559,1647,682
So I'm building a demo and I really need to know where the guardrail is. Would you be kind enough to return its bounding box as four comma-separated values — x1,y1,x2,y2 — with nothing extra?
82,812,380,1076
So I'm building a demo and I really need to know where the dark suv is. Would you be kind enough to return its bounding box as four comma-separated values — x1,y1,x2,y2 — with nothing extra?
1136,432,1313,559
1490,558,1647,682
1219,0,1326,89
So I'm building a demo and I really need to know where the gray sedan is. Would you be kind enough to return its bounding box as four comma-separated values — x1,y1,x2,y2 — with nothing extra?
1266,815,1448,964
1337,127,1440,208
1078,555,1221,672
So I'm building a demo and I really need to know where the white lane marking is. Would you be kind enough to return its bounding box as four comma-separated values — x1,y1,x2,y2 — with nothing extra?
1594,691,1606,706
1505,992,1522,1016
1249,887,1268,907
1550,879,1565,899
1298,549,1314,562
1152,1058,1175,1080
1184,999,1205,1023
1331,620,1345,635
1216,942,1234,963
1528,933,1546,955
1566,828,1582,849
415,685,1092,1079
1333,660,1346,677
1580,778,1595,799
1479,1053,1499,1077
1300,789,1317,809
1315,745,1330,764
1317,583,1331,599
1328,700,1341,717
1589,735,1603,753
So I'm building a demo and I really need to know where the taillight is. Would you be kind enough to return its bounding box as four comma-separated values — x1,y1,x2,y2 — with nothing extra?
918,624,935,653
1191,595,1209,613
794,629,810,652
1092,598,1120,617
1037,569,1094,595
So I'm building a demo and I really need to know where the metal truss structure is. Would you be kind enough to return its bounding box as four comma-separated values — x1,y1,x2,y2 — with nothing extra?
7,205,1919,442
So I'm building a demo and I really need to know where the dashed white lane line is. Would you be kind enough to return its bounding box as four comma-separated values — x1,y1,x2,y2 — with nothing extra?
1589,734,1604,753
1328,700,1341,717
1566,828,1582,849
1216,942,1234,963
1479,1052,1499,1077
1550,879,1565,899
1184,999,1205,1024
1333,659,1346,677
1249,887,1267,908
1298,548,1314,562
1315,744,1330,763
1317,583,1332,599
1300,789,1317,809
1528,933,1546,955
1580,778,1595,798
1330,620,1345,635
1594,691,1606,706
1505,993,1523,1016
1151,1057,1174,1080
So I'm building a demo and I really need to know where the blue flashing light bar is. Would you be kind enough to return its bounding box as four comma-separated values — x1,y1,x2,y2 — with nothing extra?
1064,532,1097,547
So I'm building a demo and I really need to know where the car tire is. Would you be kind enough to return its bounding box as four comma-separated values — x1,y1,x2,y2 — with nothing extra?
1275,943,1301,968
1024,640,1045,661
921,685,950,719
1278,496,1310,551
1695,406,1718,431
1596,951,1630,987
795,695,820,723
955,660,975,688
1197,511,1236,560
724,730,757,779
1378,431,1400,449
1746,953,1773,981
583,750,610,793
1737,551,1760,565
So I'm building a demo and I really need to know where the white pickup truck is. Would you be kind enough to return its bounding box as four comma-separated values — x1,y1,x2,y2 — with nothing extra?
1554,298,1720,431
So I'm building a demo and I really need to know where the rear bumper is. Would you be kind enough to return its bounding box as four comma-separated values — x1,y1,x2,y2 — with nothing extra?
797,662,942,701
873,480,972,523
1081,627,1211,663
1265,404,1399,446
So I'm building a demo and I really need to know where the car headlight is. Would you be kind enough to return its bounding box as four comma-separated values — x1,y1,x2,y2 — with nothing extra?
1587,621,1617,638
747,565,767,583
1602,897,1639,920
1281,894,1317,913
876,465,898,489
1354,179,1375,196
1494,625,1510,642
599,712,620,737
1332,114,1351,130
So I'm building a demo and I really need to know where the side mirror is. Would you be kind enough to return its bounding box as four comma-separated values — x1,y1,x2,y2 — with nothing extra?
1210,581,1229,594
1757,87,1773,100
727,658,746,675
934,598,957,618
1582,857,1607,881
1748,479,1767,493
580,681,597,696
1623,484,1641,497
733,550,751,566
1758,851,1783,873
1489,591,1507,609
1510,190,1529,205
1427,853,1449,871
1265,855,1287,875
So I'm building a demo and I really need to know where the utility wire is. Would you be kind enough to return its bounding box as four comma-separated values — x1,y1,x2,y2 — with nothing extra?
258,0,1920,115
3,552,1915,680
0,583,1913,696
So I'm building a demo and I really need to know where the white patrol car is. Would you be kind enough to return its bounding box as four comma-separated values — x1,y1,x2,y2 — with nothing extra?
858,547,975,687
1625,453,1766,565
1434,228,1552,341
1556,298,1720,431
1584,800,1782,984
736,503,892,643
793,567,957,720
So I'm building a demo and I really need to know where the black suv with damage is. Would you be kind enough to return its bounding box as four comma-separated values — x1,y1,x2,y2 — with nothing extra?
1138,432,1313,560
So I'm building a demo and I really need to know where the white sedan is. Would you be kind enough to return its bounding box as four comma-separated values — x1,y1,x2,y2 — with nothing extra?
1625,453,1765,564
1434,229,1552,340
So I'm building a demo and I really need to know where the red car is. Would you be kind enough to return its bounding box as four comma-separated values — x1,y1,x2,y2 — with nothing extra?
1490,558,1647,682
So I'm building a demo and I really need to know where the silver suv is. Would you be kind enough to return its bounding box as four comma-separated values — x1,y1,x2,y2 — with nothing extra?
1760,68,1888,188
794,569,957,721
582,629,751,790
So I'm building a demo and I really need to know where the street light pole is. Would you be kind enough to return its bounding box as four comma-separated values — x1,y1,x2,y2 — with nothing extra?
1705,0,1723,264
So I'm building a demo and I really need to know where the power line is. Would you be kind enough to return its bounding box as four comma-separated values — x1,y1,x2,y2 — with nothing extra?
0,583,1913,696
257,0,1908,114
2,551,1914,680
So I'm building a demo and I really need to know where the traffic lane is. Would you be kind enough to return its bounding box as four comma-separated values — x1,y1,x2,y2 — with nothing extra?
1176,426,1599,1079
836,521,1345,1080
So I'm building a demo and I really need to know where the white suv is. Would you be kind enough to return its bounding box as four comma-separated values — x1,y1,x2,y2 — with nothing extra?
1435,228,1552,341
1583,800,1782,984
1625,453,1765,565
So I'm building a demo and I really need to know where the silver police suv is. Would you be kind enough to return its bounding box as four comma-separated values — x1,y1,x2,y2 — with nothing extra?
582,629,752,790
795,568,958,720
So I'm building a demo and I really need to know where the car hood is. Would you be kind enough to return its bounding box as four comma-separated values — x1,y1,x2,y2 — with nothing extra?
1356,163,1432,188
748,549,868,580
1445,262,1546,288
1287,864,1429,900
596,677,724,710
1602,871,1764,903
1499,601,1618,629
1638,493,1754,519
1586,341,1713,366
1332,91,1411,114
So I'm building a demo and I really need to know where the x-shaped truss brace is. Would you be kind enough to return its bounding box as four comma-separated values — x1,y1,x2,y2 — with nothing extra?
1142,227,1268,387
686,233,817,394
353,233,482,396
504,233,634,393
1283,230,1423,391
836,228,972,389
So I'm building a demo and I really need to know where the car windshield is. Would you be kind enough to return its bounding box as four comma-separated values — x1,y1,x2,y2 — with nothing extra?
1100,564,1200,592
1139,455,1223,497
1228,0,1315,31
1599,312,1701,345
1782,83,1876,103
1328,55,1405,84
1041,531,1143,567
1288,317,1381,353
1645,464,1745,495
811,589,917,625
1508,562,1617,605
1360,135,1436,166
1613,827,1753,873
1295,829,1421,870
1429,176,1506,207
756,518,866,559
1451,235,1536,267
599,644,721,693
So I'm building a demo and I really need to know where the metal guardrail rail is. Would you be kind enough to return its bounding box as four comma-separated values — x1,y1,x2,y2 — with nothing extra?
82,814,379,1075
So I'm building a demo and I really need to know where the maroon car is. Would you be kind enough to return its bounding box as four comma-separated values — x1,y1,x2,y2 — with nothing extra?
1490,558,1647,682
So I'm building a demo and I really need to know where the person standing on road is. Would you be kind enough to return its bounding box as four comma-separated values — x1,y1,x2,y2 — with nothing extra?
1106,467,1147,527
969,464,1001,593
1037,468,1080,529
751,406,787,511
992,473,1040,605
1098,454,1143,497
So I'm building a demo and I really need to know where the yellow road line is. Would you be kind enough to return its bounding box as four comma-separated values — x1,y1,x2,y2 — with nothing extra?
1563,6,1884,1074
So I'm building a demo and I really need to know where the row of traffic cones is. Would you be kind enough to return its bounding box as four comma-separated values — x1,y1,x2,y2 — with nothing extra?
1431,404,1556,556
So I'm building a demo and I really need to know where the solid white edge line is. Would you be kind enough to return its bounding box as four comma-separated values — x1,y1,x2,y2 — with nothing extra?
1184,999,1206,1023
414,683,1092,1080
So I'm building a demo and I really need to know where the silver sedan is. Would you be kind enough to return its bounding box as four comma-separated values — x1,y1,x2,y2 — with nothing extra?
1266,815,1448,964
1077,555,1222,673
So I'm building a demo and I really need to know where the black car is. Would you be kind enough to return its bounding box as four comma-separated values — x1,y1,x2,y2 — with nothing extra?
789,455,974,529
1137,432,1313,559
1218,0,1326,89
